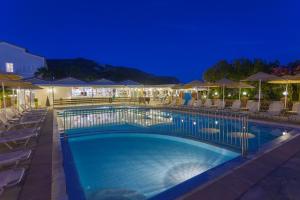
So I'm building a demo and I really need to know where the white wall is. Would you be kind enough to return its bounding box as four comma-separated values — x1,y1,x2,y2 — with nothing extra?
0,42,46,78
34,86,72,106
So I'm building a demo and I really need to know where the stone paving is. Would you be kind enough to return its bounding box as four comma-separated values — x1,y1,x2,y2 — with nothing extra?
18,111,53,200
179,134,300,200
239,150,300,200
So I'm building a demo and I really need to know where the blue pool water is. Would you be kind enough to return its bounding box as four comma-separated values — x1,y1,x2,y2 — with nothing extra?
60,107,292,200
64,133,239,200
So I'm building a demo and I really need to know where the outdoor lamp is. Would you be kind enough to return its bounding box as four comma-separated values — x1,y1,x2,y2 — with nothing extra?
214,92,218,96
242,91,247,96
283,91,288,96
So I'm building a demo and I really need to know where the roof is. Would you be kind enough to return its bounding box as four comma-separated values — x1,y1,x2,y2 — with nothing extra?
90,78,118,85
0,41,45,60
120,80,141,86
23,77,51,85
52,77,87,86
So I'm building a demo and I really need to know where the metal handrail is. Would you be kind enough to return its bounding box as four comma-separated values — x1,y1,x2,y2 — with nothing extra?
59,106,249,156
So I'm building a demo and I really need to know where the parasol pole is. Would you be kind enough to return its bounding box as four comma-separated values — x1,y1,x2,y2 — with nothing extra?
29,89,32,109
222,85,225,107
17,87,20,111
258,79,261,111
12,89,15,108
23,89,26,110
284,84,288,109
207,87,210,98
1,82,7,119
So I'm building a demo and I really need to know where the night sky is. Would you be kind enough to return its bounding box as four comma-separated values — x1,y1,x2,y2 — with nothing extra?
1,0,300,82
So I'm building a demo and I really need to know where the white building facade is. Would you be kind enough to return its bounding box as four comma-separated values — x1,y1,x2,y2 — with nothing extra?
0,41,46,78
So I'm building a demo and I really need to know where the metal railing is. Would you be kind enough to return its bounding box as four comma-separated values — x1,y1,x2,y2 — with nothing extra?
58,107,249,156
53,97,154,108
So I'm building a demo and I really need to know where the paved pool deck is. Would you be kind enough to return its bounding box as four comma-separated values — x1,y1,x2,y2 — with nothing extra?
179,133,300,200
18,110,53,200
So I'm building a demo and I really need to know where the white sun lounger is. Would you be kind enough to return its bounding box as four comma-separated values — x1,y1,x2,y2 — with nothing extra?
0,112,43,130
0,149,32,167
214,99,225,109
0,132,38,149
193,100,201,107
247,100,258,113
0,168,25,189
231,100,241,111
203,99,212,108
288,102,300,121
264,101,284,116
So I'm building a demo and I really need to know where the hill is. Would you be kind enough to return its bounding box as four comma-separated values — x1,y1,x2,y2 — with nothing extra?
35,58,180,84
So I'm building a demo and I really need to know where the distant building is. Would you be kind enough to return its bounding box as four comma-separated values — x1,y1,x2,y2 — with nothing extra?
0,41,46,78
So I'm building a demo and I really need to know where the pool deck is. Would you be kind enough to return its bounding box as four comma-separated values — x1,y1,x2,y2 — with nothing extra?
178,132,300,200
18,110,53,200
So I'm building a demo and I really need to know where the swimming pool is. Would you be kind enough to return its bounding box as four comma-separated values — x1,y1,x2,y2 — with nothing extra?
59,106,291,200
64,133,238,200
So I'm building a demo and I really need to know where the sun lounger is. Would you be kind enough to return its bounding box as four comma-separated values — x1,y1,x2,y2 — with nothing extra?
230,100,241,111
0,149,31,167
203,99,212,108
0,132,38,149
0,168,25,190
1,126,40,137
186,99,194,107
168,98,177,107
288,102,300,121
193,100,201,107
247,100,258,113
0,112,43,129
265,101,284,115
214,99,225,109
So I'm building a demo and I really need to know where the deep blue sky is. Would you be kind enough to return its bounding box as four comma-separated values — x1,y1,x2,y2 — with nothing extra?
1,0,300,82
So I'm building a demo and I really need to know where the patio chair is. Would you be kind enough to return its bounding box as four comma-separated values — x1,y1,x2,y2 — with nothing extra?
0,168,25,191
0,149,32,167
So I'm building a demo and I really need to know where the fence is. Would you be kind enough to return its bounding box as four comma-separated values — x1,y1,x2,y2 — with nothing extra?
53,97,155,108
59,107,249,156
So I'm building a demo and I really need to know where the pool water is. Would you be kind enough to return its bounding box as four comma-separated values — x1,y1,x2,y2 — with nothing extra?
64,133,239,200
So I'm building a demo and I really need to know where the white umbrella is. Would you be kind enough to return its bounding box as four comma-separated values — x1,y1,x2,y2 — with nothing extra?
268,74,300,108
243,72,281,111
216,78,235,107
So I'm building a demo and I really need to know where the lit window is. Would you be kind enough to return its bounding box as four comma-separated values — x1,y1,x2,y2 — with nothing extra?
6,63,14,72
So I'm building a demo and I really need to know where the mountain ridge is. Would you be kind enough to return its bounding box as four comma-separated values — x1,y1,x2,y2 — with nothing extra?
36,58,180,84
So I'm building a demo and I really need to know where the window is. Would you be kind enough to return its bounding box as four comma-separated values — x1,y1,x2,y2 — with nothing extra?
6,63,14,72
